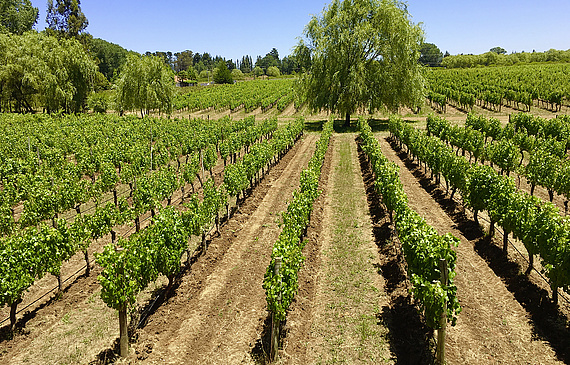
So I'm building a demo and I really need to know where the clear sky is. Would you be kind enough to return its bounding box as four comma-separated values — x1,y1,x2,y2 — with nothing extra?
32,0,570,61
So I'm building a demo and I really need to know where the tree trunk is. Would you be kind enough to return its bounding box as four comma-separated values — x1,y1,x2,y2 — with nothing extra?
345,113,350,128
84,250,90,276
436,259,448,365
9,299,21,332
57,273,63,296
488,219,495,237
503,231,509,253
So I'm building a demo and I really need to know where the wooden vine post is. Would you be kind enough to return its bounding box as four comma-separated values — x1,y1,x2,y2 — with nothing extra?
119,304,129,358
270,257,282,362
436,258,449,365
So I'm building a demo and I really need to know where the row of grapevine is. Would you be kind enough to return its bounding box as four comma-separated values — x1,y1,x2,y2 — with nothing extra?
389,116,570,307
0,115,281,333
173,79,296,113
358,117,460,363
0,114,263,235
96,118,305,357
427,114,570,208
426,64,570,113
263,119,333,361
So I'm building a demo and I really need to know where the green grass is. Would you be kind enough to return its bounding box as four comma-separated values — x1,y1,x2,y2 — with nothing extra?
313,134,392,364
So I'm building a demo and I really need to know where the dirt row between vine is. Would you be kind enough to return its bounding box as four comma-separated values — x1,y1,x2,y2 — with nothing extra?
128,133,318,364
0,150,231,338
282,133,394,364
377,133,565,364
0,133,317,365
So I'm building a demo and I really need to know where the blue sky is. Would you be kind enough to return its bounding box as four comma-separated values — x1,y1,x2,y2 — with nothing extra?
32,0,570,61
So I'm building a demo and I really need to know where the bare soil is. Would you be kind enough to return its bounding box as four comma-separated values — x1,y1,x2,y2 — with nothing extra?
0,133,316,365
127,133,318,364
379,133,566,364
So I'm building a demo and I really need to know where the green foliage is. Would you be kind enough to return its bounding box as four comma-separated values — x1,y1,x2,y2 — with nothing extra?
252,66,264,77
266,66,281,77
230,68,244,80
428,65,570,112
198,70,211,80
114,54,175,117
255,48,281,71
419,42,443,67
0,0,38,34
362,116,461,329
90,38,128,81
0,31,97,113
298,0,425,123
441,49,570,68
490,46,507,55
46,0,88,38
87,92,109,113
264,118,332,321
0,220,76,308
213,60,233,84
173,78,295,113
393,114,570,302
525,146,560,194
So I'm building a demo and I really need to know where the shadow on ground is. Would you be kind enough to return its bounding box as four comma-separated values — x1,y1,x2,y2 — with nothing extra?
356,135,434,364
387,135,570,364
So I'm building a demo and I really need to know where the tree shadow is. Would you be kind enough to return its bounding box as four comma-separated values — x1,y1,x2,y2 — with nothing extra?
0,270,91,344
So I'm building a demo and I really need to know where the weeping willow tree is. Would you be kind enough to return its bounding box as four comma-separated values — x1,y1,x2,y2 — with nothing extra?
114,54,175,117
297,0,425,126
0,31,96,113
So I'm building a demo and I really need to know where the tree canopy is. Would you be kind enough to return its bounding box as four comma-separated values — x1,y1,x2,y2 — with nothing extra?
0,31,96,113
490,46,507,55
90,38,129,81
255,48,281,72
419,42,443,67
46,0,88,38
441,48,570,68
114,54,175,117
0,0,38,34
213,60,233,84
297,0,425,126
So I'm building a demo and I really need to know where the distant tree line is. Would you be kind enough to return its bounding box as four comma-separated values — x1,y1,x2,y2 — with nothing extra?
442,48,570,68
145,46,313,83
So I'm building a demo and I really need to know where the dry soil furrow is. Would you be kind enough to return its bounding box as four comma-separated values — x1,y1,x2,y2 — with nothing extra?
378,135,562,364
131,133,318,364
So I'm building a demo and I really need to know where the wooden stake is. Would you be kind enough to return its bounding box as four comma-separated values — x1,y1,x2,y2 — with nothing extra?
270,257,282,362
119,306,129,357
436,259,449,365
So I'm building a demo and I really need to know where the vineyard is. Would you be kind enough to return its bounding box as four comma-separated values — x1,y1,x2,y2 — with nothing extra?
2,64,570,364
173,78,298,115
426,63,570,114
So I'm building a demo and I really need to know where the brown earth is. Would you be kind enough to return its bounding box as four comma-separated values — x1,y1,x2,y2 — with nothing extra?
0,153,229,341
378,133,567,364
281,133,393,364
0,133,311,364
127,133,318,364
